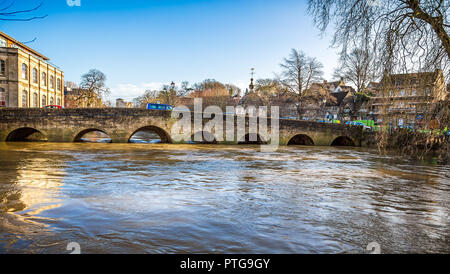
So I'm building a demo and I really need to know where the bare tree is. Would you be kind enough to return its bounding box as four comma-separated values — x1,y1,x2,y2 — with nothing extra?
78,69,110,107
334,48,378,93
192,79,225,91
135,82,191,108
280,49,324,94
308,0,449,77
0,1,47,21
158,83,179,106
279,49,324,118
225,84,241,97
135,89,160,108
308,0,450,161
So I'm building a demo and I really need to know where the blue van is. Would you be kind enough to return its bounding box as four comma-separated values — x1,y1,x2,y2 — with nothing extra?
147,103,174,111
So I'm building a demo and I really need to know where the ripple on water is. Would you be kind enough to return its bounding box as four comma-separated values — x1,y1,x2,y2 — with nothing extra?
0,143,449,253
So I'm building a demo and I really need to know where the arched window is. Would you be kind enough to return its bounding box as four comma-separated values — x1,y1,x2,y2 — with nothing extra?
32,68,38,83
57,78,61,91
42,72,47,86
33,93,38,107
22,63,28,80
0,60,5,76
42,95,46,107
50,96,54,105
0,87,6,107
50,75,54,89
57,98,61,106
22,90,28,107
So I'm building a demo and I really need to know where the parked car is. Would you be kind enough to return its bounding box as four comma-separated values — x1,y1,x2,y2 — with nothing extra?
45,105,63,109
147,103,173,111
346,121,373,131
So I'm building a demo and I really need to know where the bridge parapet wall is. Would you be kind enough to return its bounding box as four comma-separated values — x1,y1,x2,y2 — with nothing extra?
0,108,370,146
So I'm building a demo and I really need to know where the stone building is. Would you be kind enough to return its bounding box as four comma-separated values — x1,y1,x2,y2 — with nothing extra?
0,31,64,108
371,69,447,127
302,79,356,121
64,87,105,108
116,98,133,108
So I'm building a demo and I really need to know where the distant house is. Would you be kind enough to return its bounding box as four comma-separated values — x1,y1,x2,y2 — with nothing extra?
371,69,447,127
64,87,104,108
302,78,356,121
116,98,132,108
177,86,240,111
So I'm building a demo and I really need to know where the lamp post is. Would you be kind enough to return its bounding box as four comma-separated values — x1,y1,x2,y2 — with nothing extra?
322,98,327,122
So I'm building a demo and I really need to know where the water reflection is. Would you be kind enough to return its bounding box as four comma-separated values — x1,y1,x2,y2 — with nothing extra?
77,131,112,143
129,130,162,144
0,142,449,254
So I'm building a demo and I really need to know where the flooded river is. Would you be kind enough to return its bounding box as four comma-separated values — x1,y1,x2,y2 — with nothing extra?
0,142,449,254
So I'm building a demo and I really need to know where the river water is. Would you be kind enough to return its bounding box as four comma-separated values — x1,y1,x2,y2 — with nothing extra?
0,142,448,254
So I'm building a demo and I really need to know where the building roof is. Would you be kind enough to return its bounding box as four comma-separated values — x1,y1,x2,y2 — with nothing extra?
382,69,443,87
328,91,349,106
0,31,50,61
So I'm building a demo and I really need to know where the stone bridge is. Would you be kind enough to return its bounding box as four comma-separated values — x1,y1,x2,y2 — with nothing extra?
0,108,373,147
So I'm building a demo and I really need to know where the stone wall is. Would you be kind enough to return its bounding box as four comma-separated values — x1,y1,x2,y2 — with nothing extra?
0,108,371,146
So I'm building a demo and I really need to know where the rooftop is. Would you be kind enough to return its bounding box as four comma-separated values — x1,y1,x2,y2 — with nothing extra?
0,31,50,61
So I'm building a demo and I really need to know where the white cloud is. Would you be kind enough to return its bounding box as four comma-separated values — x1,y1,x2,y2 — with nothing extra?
108,82,167,101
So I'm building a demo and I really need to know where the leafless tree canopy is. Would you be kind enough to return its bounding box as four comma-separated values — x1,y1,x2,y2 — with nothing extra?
0,0,47,21
278,49,325,118
309,0,450,161
334,48,377,93
308,0,450,77
78,69,110,107
135,82,192,107
280,49,324,95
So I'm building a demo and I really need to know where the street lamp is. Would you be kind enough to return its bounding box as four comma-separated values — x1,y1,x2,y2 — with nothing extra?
322,98,327,121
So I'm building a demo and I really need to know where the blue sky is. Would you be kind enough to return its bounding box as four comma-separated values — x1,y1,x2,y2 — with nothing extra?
1,0,339,101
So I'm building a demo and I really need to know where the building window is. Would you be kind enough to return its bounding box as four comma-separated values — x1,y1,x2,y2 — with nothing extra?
22,63,28,80
33,93,38,107
0,60,5,76
0,87,5,107
57,98,61,106
42,95,46,107
50,75,54,89
57,78,61,91
32,68,38,83
50,96,54,105
42,72,47,86
22,90,28,107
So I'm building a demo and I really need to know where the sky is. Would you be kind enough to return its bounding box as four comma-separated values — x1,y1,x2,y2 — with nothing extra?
0,0,340,101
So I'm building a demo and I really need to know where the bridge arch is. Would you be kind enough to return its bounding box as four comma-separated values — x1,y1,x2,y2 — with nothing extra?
287,134,315,146
6,127,48,142
74,128,112,143
331,136,356,147
238,133,268,145
128,126,172,144
190,131,217,144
